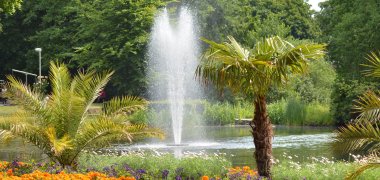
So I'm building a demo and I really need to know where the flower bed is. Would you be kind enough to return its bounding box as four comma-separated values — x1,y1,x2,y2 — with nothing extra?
0,170,136,180
0,160,259,180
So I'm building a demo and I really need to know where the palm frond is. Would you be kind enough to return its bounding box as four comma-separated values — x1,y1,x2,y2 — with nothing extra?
362,51,380,77
197,36,325,96
0,115,52,156
332,120,380,155
345,163,380,180
353,90,380,122
197,37,257,94
0,130,15,144
46,127,73,156
74,118,125,150
102,96,147,118
124,124,165,140
49,61,72,99
73,69,113,119
6,76,48,121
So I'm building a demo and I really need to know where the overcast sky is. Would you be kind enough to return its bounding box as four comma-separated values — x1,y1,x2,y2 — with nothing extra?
307,0,327,11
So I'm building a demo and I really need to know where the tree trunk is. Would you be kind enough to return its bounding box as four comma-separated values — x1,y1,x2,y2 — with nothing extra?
250,95,273,178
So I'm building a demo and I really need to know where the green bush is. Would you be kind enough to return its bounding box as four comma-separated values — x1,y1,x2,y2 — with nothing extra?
203,102,235,125
305,102,333,126
284,97,306,125
268,99,333,126
267,99,286,124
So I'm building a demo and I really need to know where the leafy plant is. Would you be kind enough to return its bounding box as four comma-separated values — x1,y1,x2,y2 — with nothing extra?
0,62,163,168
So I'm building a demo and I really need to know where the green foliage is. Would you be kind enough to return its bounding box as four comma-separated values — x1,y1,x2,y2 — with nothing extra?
0,0,22,14
267,99,286,124
268,99,333,126
78,152,231,179
331,78,377,125
272,159,380,180
0,0,167,96
0,0,321,98
129,101,253,127
290,59,336,104
203,101,252,126
196,36,325,97
188,0,319,47
333,121,380,155
0,0,22,31
332,51,380,179
317,0,380,122
284,97,306,125
304,102,333,126
0,62,163,167
317,0,380,79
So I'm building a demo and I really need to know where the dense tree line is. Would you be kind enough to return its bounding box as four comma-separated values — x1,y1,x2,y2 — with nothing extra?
1,0,379,125
316,0,380,124
0,0,166,96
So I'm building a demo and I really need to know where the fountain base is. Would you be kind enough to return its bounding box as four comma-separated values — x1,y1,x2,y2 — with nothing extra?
166,143,189,147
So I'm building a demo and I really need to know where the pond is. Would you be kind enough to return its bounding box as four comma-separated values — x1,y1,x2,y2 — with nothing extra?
116,125,335,167
0,125,335,167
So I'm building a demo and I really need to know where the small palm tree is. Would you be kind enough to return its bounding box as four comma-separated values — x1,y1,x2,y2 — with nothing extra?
196,36,325,177
333,51,380,180
0,62,163,168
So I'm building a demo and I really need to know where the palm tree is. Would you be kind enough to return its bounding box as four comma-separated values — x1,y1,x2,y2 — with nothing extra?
0,62,163,168
333,51,380,180
196,36,325,177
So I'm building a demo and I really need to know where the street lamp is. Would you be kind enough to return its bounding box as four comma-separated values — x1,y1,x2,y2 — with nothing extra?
35,48,42,83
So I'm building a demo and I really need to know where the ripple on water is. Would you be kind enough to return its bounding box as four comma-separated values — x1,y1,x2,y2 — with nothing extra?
116,133,334,151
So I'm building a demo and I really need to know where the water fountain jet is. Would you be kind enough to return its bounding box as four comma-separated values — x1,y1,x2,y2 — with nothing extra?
148,7,201,146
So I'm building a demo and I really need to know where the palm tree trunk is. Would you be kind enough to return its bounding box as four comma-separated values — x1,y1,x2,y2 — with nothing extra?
250,95,273,178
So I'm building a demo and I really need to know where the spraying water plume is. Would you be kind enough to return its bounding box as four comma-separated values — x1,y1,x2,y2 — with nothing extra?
148,7,201,145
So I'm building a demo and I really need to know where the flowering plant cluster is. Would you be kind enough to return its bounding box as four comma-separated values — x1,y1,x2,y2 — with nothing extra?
0,161,138,180
227,166,258,180
0,160,261,180
0,170,137,180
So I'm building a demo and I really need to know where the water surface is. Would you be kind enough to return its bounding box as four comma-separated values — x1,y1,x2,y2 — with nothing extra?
0,126,335,167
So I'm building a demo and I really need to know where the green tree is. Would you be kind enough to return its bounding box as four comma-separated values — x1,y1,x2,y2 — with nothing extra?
317,0,380,123
196,36,325,177
333,51,380,179
0,62,163,168
187,0,318,46
0,0,22,31
0,0,167,96
0,0,22,14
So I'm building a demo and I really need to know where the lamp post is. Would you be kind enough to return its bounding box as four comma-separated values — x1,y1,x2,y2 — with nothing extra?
35,48,42,83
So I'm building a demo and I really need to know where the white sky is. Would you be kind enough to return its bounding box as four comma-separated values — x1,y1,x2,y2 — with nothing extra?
306,0,327,11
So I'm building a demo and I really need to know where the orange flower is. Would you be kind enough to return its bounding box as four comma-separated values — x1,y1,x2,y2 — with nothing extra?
202,175,209,180
243,166,250,171
6,169,13,176
119,177,136,180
